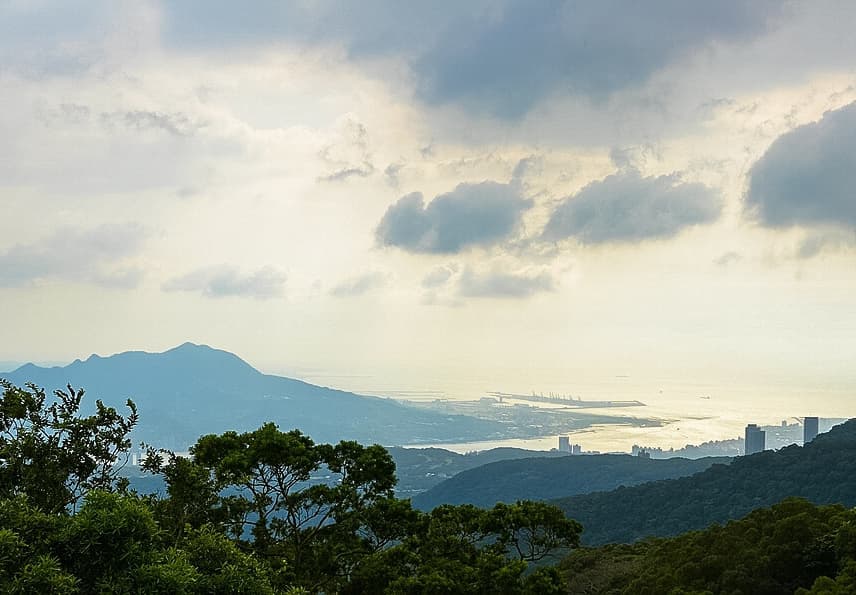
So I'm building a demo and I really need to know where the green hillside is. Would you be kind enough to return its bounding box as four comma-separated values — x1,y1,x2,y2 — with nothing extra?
560,498,856,594
412,454,727,510
555,419,856,545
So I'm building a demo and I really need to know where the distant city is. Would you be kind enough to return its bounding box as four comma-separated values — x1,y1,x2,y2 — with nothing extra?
556,417,843,459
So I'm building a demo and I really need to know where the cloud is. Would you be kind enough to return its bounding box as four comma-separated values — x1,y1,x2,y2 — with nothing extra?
158,1,781,119
714,251,742,266
163,265,286,299
542,169,721,244
795,231,856,259
329,271,388,297
745,101,856,230
376,181,533,254
458,267,556,298
0,223,147,288
384,162,405,187
511,155,542,181
317,118,375,183
99,110,205,137
414,1,781,118
421,265,457,289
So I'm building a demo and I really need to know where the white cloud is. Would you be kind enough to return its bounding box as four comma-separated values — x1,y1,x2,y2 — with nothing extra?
0,223,148,288
163,265,286,299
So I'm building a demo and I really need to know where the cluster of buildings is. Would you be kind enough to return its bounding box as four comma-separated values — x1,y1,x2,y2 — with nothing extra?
557,435,583,454
555,417,824,458
744,416,819,455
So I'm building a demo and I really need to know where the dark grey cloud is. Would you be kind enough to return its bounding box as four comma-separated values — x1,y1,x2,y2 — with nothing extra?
458,268,556,299
745,101,856,229
416,1,780,118
0,223,147,288
329,271,387,297
376,181,533,254
542,169,721,244
163,265,286,299
158,1,781,119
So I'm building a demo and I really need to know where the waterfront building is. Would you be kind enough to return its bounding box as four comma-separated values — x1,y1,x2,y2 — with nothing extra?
745,423,766,455
804,417,819,444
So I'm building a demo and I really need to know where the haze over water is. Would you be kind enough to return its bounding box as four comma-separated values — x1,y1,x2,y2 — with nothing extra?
292,364,856,453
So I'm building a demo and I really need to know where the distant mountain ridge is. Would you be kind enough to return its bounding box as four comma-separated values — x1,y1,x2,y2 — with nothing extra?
1,343,506,449
411,454,727,510
554,418,856,545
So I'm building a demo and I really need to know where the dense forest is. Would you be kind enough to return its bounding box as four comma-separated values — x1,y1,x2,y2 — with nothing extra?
0,381,577,593
560,498,856,594
555,418,856,545
3,379,856,593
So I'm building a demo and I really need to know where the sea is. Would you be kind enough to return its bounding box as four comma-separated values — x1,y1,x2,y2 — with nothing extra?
298,369,856,454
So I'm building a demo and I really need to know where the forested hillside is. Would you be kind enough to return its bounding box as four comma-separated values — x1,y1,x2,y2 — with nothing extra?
555,419,856,545
413,454,727,510
0,381,576,593
560,498,856,594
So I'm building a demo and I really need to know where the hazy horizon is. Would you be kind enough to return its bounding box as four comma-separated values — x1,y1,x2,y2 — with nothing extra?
3,341,851,454
3,1,856,444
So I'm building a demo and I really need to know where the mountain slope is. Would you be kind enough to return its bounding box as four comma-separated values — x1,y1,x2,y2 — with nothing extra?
388,446,570,497
555,418,856,545
1,343,506,449
411,454,727,510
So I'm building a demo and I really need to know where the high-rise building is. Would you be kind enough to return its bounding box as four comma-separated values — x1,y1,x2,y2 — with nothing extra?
558,436,570,452
745,424,766,455
804,417,819,445
571,444,582,455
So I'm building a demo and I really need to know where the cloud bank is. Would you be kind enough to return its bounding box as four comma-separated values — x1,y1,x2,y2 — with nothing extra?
0,223,147,288
159,0,781,119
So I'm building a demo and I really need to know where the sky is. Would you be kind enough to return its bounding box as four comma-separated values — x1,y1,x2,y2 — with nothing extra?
2,1,856,419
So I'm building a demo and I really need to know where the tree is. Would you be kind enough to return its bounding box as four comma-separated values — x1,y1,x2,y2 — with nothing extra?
486,500,582,562
145,423,400,592
345,500,581,595
0,381,137,513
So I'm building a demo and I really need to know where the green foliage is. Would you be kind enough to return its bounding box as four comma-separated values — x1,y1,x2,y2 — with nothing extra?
0,381,581,593
345,500,581,594
0,380,137,513
561,498,856,595
486,500,582,562
9,555,78,594
59,490,160,589
555,419,856,545
801,561,856,594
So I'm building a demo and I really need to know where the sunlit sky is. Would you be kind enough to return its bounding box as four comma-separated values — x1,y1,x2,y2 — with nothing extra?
2,1,856,415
